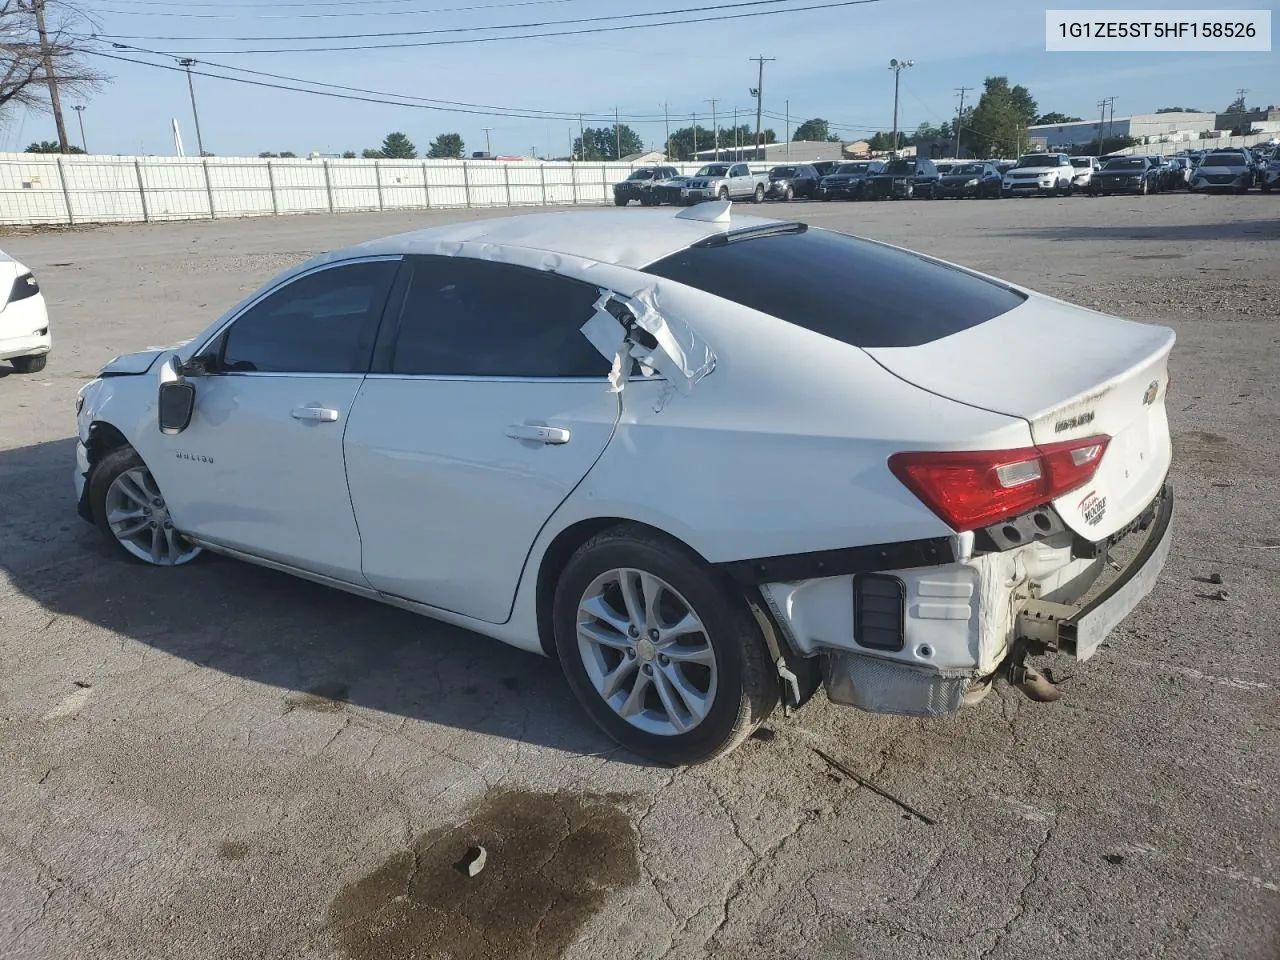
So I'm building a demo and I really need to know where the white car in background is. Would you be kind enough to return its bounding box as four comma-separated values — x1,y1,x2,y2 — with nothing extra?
72,203,1175,765
1002,152,1078,197
1068,156,1100,190
0,250,51,373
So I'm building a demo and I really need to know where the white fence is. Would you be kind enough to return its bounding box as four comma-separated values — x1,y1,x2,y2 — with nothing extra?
0,154,715,227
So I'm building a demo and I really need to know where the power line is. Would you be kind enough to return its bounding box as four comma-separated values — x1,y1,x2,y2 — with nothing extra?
94,39,723,122
96,0,825,40
59,0,580,8
84,0,885,54
83,47,735,126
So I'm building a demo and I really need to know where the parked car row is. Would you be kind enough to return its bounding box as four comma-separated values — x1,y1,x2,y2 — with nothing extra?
613,145,1280,207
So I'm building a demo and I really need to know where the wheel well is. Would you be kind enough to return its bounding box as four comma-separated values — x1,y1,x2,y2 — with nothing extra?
533,517,709,658
86,421,130,469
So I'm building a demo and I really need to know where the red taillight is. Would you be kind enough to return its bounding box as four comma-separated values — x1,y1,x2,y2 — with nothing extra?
888,435,1110,532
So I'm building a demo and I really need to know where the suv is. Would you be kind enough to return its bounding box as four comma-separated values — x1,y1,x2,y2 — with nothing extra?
817,160,885,200
865,157,940,200
681,163,770,204
613,166,681,206
1002,153,1077,197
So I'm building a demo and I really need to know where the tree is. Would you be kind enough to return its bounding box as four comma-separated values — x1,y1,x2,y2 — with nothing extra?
25,139,83,153
792,118,840,142
966,76,1039,157
341,151,356,159
1156,106,1200,113
1034,112,1082,125
1,0,107,138
427,132,464,159
374,131,416,159
257,151,296,158
361,148,383,159
1223,95,1247,115
572,124,643,161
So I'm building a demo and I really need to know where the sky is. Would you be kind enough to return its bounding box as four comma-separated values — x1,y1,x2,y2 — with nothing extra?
2,0,1275,157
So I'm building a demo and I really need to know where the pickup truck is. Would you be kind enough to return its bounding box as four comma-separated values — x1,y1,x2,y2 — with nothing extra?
680,162,769,203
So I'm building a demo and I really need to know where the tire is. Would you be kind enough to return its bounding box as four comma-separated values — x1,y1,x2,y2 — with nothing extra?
903,182,915,200
89,446,203,566
752,184,765,203
717,186,729,201
1140,179,1149,196
640,196,657,207
552,524,777,766
10,353,47,373
614,197,628,206
783,185,794,201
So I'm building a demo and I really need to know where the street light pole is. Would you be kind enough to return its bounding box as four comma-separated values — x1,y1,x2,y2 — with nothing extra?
176,59,206,157
71,104,88,153
749,55,775,161
888,58,914,157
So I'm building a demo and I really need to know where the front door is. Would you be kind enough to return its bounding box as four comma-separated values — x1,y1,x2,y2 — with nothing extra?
141,257,400,582
344,255,622,624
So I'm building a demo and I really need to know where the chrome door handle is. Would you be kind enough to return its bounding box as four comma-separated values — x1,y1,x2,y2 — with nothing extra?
505,423,571,444
291,405,339,422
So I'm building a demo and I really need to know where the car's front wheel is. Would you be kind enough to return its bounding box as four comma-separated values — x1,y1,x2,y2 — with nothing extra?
9,353,47,373
553,526,777,765
90,446,202,566
614,197,628,206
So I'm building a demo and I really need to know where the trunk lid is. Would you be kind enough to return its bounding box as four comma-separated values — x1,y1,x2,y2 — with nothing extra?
864,294,1174,540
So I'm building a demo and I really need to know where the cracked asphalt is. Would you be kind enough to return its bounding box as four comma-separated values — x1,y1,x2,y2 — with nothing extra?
1,193,1277,960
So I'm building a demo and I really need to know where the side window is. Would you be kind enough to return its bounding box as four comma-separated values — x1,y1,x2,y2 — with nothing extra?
730,164,747,177
220,259,398,374
385,257,612,378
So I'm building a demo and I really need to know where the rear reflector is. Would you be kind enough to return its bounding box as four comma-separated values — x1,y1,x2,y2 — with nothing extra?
888,435,1110,532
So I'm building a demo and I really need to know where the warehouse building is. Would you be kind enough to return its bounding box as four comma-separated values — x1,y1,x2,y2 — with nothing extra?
1029,111,1218,149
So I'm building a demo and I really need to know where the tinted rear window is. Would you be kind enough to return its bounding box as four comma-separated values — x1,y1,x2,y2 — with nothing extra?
642,228,1026,348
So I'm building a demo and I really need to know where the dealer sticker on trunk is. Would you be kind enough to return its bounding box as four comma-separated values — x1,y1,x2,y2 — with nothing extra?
1079,489,1108,526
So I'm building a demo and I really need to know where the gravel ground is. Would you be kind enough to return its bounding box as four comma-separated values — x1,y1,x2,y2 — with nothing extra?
1,193,1277,960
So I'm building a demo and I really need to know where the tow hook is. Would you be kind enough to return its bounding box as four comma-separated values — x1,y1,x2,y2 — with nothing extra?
1006,639,1063,703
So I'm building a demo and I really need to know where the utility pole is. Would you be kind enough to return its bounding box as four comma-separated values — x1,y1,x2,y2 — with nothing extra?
749,55,775,161
888,58,914,157
1105,97,1116,143
176,59,206,156
733,106,739,158
614,106,620,161
785,100,790,159
691,113,697,159
72,104,87,153
577,115,585,160
706,99,719,160
31,0,70,153
663,103,670,159
482,127,493,157
953,86,971,158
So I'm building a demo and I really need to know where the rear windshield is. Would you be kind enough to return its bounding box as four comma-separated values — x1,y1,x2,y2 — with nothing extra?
642,228,1026,349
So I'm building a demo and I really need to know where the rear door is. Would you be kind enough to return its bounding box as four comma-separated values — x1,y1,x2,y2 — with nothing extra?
343,255,621,624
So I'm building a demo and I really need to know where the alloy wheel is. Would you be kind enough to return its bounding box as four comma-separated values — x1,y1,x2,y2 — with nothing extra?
103,466,200,565
576,567,717,736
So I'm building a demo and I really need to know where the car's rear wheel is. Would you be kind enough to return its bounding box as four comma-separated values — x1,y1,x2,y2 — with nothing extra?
9,354,46,373
90,446,202,566
553,526,776,765
614,197,628,206
752,184,765,203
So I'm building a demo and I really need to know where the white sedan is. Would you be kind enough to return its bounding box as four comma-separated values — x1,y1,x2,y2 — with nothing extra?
73,202,1174,765
0,249,52,373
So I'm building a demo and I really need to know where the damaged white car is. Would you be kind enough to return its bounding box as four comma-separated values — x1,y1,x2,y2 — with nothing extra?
73,202,1174,765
